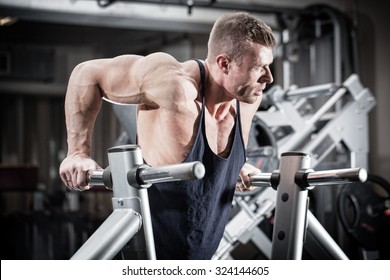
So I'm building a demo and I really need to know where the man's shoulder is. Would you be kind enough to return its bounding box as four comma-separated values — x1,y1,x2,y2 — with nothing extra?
141,53,200,73
132,52,188,78
142,52,180,66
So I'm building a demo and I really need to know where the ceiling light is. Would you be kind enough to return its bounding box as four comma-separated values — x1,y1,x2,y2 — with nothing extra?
0,16,18,26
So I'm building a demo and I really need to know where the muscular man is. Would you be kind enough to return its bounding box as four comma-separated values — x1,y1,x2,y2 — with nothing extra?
59,11,275,259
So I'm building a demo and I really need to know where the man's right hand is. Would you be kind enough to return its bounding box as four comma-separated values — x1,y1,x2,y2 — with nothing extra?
59,153,102,191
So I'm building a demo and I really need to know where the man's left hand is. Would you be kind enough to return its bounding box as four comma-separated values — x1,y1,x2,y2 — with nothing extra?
236,162,261,192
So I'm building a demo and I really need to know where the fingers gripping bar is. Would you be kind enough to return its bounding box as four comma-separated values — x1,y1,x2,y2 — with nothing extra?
87,161,205,189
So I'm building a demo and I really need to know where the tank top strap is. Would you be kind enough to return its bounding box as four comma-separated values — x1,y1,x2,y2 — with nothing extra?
193,59,206,110
193,58,242,118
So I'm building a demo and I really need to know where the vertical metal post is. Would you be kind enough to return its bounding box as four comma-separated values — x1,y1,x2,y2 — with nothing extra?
271,152,311,260
107,145,156,260
282,29,291,90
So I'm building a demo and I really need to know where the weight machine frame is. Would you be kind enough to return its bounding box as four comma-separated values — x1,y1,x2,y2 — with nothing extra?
70,75,374,260
70,145,205,260
70,146,366,260
213,74,376,260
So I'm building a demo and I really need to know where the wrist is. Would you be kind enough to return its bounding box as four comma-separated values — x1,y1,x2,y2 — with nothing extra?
67,151,91,159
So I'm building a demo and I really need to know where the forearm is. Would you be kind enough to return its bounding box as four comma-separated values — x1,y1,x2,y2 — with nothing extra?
65,64,103,157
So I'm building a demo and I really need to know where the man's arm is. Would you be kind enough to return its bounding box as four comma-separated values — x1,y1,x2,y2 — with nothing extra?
59,53,185,191
64,61,104,157
59,55,144,191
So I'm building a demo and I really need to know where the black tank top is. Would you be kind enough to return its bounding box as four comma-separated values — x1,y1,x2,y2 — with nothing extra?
147,59,246,259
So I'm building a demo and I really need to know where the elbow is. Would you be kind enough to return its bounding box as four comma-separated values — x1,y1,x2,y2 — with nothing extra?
66,61,104,101
68,61,101,91
70,61,94,81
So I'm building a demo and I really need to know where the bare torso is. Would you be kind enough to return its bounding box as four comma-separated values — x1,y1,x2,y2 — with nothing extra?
61,46,270,192
98,53,253,166
136,60,237,166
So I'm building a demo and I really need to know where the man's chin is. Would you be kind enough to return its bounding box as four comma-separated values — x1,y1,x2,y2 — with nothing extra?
239,95,258,104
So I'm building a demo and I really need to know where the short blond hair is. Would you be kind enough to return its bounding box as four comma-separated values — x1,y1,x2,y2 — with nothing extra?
207,12,276,65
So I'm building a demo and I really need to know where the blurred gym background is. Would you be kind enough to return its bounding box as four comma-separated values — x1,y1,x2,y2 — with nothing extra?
0,0,389,260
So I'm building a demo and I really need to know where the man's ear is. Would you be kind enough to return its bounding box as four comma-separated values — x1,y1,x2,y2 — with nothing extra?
216,54,231,74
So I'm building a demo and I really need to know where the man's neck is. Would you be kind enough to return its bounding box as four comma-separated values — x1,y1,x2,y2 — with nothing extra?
203,60,236,121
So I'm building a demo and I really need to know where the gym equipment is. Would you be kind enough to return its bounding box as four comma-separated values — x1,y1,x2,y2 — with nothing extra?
215,152,367,260
338,173,390,252
73,146,366,260
106,74,376,259
248,152,366,259
68,143,369,260
214,74,376,260
70,144,205,260
257,74,375,168
241,115,279,197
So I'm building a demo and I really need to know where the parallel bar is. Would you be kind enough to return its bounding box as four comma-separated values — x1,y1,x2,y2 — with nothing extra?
249,173,272,187
87,170,105,186
87,161,205,187
306,167,367,186
138,161,205,184
248,167,367,188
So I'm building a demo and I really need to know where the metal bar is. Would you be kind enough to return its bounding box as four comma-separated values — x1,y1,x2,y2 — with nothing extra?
279,87,347,152
73,145,207,261
322,6,342,85
271,152,311,260
107,145,156,260
87,170,105,186
87,161,205,187
98,0,302,15
306,167,367,186
138,161,205,184
286,83,336,99
306,211,348,259
71,209,141,260
248,167,367,188
307,87,347,126
249,173,272,187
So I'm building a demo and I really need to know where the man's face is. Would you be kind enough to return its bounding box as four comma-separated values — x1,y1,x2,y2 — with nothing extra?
227,43,274,104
